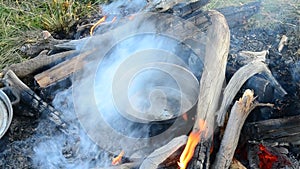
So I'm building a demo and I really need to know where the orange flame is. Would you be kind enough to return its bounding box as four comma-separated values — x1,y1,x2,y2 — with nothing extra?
178,119,207,169
112,150,125,165
90,16,107,36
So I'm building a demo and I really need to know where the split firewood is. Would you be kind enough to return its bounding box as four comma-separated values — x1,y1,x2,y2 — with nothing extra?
140,135,187,169
1,50,76,78
216,59,287,127
212,89,273,169
230,158,247,169
34,49,95,88
278,35,288,52
245,114,300,145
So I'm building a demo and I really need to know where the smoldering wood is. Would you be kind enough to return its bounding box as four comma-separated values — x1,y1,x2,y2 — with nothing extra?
245,114,300,145
140,135,187,169
3,70,67,132
1,50,76,78
212,90,272,169
187,10,230,169
216,60,287,127
247,143,299,169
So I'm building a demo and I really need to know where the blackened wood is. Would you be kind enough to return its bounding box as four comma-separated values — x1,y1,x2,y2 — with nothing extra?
3,70,67,132
217,1,261,28
245,114,300,145
187,138,212,169
172,0,210,17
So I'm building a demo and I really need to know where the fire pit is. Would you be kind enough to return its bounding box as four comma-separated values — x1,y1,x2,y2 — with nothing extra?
0,0,299,168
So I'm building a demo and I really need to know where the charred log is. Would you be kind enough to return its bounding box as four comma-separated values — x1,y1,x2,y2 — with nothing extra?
245,114,300,145
3,70,67,132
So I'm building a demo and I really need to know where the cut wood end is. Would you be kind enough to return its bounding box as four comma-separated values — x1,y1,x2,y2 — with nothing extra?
238,89,254,109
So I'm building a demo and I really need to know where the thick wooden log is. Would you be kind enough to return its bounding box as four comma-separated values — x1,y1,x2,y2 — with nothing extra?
180,10,230,169
245,114,300,145
212,90,271,169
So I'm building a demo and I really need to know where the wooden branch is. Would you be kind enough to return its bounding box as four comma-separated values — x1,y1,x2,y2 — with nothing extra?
1,50,76,78
34,49,94,88
140,135,187,169
213,90,257,169
20,31,70,56
216,59,287,127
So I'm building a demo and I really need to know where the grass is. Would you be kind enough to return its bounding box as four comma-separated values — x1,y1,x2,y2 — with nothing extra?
0,0,298,70
0,0,106,69
205,0,300,29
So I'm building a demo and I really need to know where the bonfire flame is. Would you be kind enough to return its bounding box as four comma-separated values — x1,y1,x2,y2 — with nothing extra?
178,119,207,169
112,150,125,165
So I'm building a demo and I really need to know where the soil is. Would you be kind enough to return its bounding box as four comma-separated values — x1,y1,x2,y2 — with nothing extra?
0,3,299,169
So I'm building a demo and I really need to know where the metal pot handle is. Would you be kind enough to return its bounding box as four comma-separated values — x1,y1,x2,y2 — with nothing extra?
1,87,20,105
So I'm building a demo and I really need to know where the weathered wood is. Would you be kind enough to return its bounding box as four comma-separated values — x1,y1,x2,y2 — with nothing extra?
245,114,300,145
179,10,230,169
1,50,76,78
216,59,287,127
212,90,272,169
140,135,187,169
34,50,94,88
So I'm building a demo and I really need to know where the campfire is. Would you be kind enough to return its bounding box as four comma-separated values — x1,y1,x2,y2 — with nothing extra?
0,0,299,168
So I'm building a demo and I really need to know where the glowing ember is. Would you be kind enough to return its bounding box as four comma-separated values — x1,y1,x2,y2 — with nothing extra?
112,150,125,165
258,144,278,169
90,16,107,36
178,119,207,169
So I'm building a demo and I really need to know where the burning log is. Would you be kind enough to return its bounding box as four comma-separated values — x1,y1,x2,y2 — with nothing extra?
212,89,273,169
179,10,230,169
